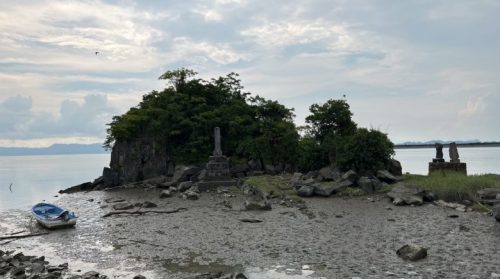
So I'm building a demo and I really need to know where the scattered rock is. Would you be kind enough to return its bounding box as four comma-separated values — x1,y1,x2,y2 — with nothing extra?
388,159,403,176
318,166,341,181
313,183,336,197
82,271,100,278
244,200,272,211
448,214,459,218
133,276,146,279
434,200,467,212
459,224,470,232
112,202,134,211
357,176,382,193
342,170,358,183
493,204,500,222
185,190,200,200
142,201,157,208
160,190,173,198
396,244,428,261
377,170,398,183
297,185,314,197
177,181,194,192
387,183,425,206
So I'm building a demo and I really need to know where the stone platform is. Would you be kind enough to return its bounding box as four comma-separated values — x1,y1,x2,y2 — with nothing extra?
428,162,467,175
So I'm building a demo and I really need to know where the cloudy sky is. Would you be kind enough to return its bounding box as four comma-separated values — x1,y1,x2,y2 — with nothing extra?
1,0,499,147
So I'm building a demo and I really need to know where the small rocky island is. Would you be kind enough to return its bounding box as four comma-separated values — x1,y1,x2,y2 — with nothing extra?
3,69,499,279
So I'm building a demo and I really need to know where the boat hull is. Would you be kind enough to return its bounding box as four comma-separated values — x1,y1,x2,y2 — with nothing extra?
31,202,78,229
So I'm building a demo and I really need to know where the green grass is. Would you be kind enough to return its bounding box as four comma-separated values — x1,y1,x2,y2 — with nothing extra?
405,172,500,202
244,175,297,198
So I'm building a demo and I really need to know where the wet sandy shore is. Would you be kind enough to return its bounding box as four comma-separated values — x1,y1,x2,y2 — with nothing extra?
1,186,499,278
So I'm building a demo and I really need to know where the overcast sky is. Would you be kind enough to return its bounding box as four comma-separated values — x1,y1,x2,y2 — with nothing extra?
1,0,499,147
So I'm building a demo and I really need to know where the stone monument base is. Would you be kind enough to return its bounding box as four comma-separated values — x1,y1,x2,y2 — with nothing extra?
428,162,467,175
197,154,236,191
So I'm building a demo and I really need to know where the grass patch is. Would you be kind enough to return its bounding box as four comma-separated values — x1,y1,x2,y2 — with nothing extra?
404,172,500,202
245,175,297,198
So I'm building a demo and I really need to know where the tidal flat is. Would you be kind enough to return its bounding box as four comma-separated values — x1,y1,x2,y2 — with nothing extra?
1,187,499,278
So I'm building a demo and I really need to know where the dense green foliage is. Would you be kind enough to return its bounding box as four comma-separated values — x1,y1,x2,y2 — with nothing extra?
336,128,394,173
299,99,394,174
405,172,500,202
105,69,299,166
105,68,394,173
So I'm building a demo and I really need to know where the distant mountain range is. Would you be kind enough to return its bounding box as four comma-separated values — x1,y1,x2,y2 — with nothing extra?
395,140,500,148
0,143,109,156
399,140,481,145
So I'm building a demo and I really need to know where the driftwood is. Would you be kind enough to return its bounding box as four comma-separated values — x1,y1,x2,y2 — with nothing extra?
0,232,49,241
102,208,187,218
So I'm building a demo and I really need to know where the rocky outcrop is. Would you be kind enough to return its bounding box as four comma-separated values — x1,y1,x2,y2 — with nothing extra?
377,170,398,183
110,137,172,185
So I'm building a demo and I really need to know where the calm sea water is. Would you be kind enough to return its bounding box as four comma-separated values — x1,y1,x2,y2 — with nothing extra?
0,154,109,210
394,147,500,175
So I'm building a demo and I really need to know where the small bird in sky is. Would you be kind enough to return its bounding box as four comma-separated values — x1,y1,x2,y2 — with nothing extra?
95,51,99,55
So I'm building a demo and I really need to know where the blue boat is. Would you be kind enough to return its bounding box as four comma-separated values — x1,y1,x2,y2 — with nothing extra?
31,203,77,229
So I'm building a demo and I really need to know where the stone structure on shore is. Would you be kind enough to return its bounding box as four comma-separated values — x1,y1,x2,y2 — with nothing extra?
197,127,236,191
428,142,467,175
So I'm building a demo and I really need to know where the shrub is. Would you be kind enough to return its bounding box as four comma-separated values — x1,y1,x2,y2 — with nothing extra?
336,128,394,174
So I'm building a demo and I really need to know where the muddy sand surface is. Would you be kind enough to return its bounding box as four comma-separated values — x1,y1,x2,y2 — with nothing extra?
1,187,499,278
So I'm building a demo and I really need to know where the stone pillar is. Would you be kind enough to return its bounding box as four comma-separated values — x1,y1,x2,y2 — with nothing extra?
213,127,222,156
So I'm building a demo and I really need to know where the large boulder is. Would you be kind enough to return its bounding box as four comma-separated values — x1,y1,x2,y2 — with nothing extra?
387,183,425,206
342,170,358,184
388,159,403,176
493,204,500,222
289,172,303,188
396,244,427,261
172,165,202,184
297,185,314,197
477,188,500,200
357,176,382,193
177,181,194,192
318,167,341,181
377,170,398,184
312,183,336,197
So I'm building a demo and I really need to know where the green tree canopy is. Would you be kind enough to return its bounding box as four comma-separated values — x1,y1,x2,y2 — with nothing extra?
105,69,298,167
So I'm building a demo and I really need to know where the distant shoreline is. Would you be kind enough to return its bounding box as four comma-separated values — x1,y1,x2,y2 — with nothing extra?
395,142,500,149
0,143,109,156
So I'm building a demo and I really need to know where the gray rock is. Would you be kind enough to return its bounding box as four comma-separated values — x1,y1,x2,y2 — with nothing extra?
133,276,146,279
297,185,314,197
396,244,428,261
313,183,336,197
493,204,500,222
112,202,134,211
318,167,341,181
185,190,200,200
160,190,173,198
177,181,193,192
244,200,272,211
388,159,403,176
172,165,202,184
290,172,303,185
377,170,398,183
478,188,500,200
387,183,425,206
142,201,157,208
357,176,382,193
10,266,25,276
342,170,358,183
82,271,100,279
